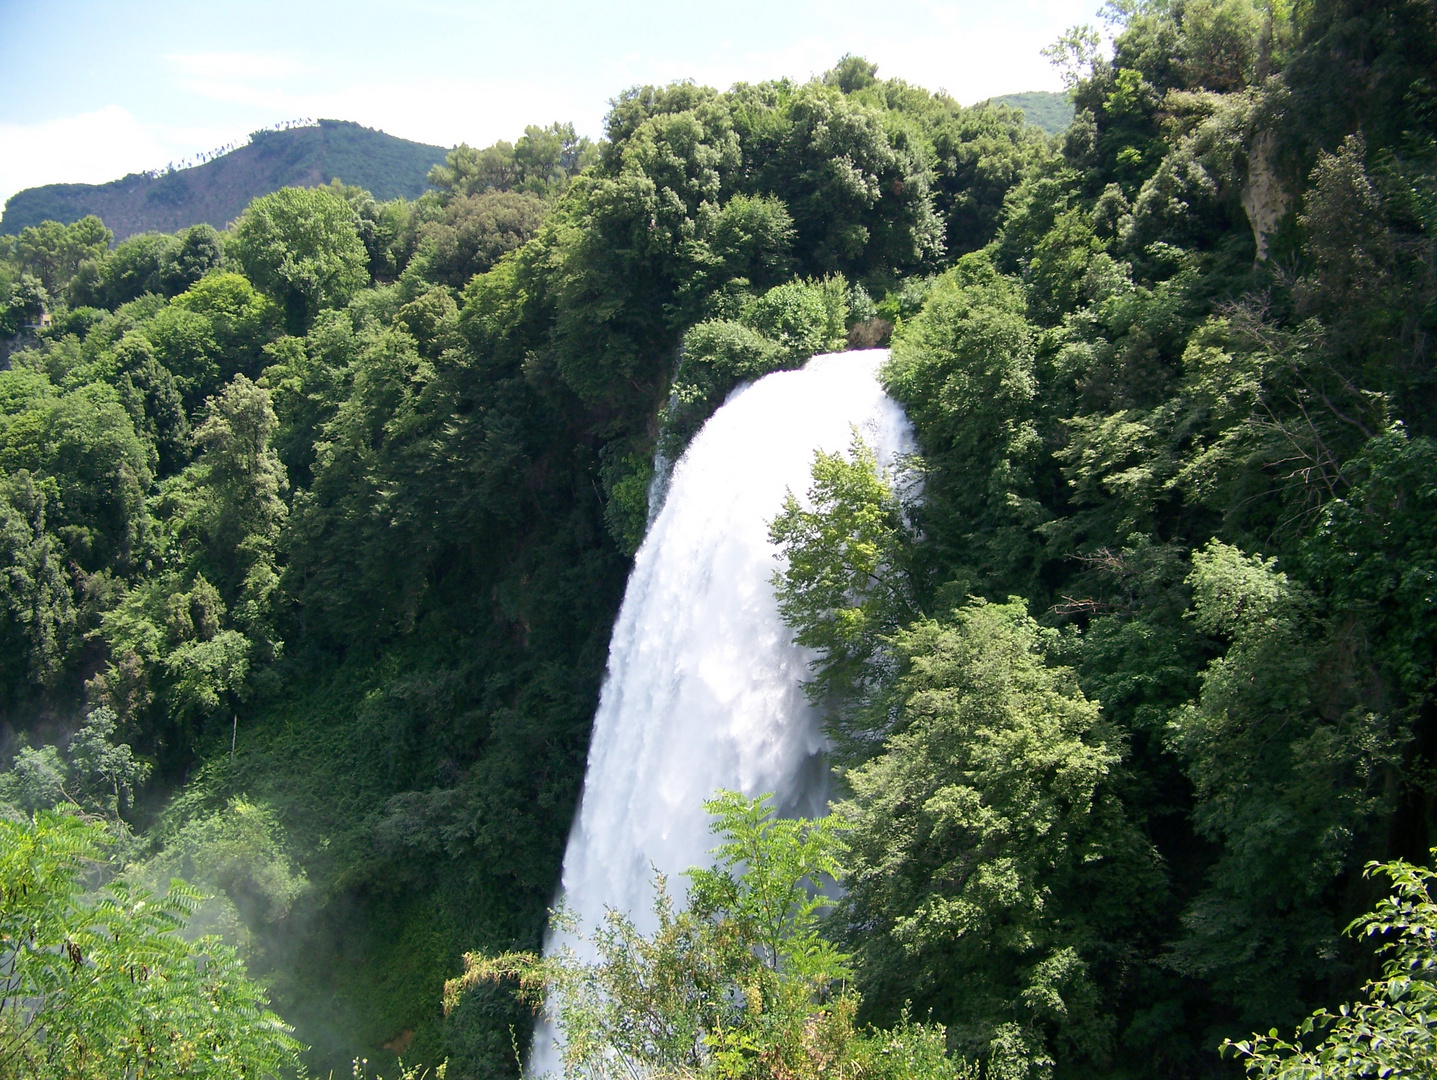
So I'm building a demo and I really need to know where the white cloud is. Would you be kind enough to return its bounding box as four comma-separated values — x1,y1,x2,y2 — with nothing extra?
157,49,580,149
167,51,317,114
553,15,1065,113
1,107,158,209
0,106,254,211
168,51,310,81
303,78,601,148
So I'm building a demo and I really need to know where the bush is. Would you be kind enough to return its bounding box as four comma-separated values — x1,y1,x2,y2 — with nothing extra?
660,278,850,461
446,791,967,1080
1223,852,1437,1079
0,810,301,1079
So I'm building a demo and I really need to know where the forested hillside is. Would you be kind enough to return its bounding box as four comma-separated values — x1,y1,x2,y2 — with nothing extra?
983,90,1076,134
0,0,1434,1075
0,119,448,239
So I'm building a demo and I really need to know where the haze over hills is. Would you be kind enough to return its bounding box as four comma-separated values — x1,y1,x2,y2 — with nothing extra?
0,119,449,239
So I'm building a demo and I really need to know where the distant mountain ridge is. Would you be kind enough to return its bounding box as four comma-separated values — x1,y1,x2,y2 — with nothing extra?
1,119,450,240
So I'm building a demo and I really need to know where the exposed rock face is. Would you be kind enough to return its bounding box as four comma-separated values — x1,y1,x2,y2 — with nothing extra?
1241,129,1288,261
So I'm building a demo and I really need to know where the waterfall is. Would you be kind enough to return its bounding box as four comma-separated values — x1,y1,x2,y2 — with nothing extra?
530,348,912,1074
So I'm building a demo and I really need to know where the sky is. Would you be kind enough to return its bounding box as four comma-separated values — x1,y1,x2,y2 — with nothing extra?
0,0,1096,209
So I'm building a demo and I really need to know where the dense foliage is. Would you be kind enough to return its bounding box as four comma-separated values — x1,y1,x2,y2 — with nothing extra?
1223,852,1437,1079
1,0,1434,1075
762,1,1437,1076
449,791,966,1080
0,811,299,1079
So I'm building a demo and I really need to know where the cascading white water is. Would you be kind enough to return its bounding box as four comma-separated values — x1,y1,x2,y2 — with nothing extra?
530,348,912,1074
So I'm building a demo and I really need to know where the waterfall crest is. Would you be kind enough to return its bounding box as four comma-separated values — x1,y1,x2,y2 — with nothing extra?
531,348,912,1072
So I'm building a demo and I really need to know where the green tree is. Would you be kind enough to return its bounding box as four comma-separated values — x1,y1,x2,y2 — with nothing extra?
122,796,309,966
707,193,796,289
837,599,1155,1078
0,471,77,687
742,82,944,278
90,376,287,760
927,101,1051,258
1304,427,1437,703
15,216,112,296
427,124,595,202
1177,0,1262,92
183,374,288,623
68,231,178,309
231,187,369,332
428,142,521,199
448,791,963,1080
882,252,1044,598
167,270,283,400
403,189,548,290
1223,852,1437,1079
0,810,301,1080
512,122,599,195
60,707,152,824
540,93,744,408
1166,541,1399,1026
0,708,150,827
769,436,916,758
0,368,152,574
1,274,48,333
159,223,225,296
110,331,191,475
661,276,846,459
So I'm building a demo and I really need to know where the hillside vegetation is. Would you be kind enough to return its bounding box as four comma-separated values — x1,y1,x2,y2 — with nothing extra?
0,1,1434,1076
0,120,448,239
983,91,1076,134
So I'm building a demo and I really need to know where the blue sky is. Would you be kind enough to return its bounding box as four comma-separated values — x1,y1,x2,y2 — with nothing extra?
0,0,1096,207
